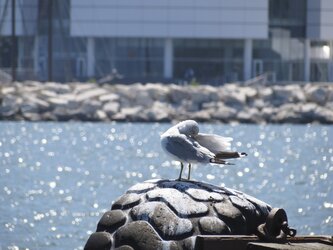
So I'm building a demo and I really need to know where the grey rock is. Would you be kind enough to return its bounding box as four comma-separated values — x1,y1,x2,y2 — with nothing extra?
99,93,120,103
3,81,333,124
272,103,302,123
145,101,172,122
229,195,259,232
85,232,112,250
95,110,108,121
23,95,50,112
237,107,262,123
144,83,170,102
118,107,145,121
81,100,102,116
191,110,211,122
185,188,224,202
20,101,39,114
76,88,109,102
300,103,318,122
1,86,16,95
272,85,305,106
190,88,212,105
112,193,141,210
114,246,134,250
146,188,209,217
258,87,274,103
0,95,21,116
21,112,41,121
114,221,163,250
134,91,154,107
97,210,127,233
127,182,157,194
103,102,120,117
214,199,247,234
73,83,98,94
313,106,333,123
48,97,68,107
219,84,247,109
180,99,200,112
327,88,333,103
199,216,230,235
211,103,237,121
241,193,272,218
39,90,58,99
45,82,71,94
305,86,327,105
252,99,265,109
261,106,277,122
57,94,80,109
242,86,258,101
131,201,193,239
202,102,218,110
169,86,191,104
113,85,134,101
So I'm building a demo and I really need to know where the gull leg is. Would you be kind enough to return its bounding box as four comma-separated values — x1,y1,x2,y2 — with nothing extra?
187,163,191,180
177,162,184,180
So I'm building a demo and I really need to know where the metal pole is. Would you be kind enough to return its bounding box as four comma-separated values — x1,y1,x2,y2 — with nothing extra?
48,0,53,81
11,0,16,82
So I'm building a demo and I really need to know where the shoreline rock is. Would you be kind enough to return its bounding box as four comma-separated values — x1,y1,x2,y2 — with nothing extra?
1,81,333,124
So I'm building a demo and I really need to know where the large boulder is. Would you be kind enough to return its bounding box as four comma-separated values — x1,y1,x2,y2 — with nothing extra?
145,101,173,122
85,179,271,250
271,85,305,106
0,95,22,117
305,85,327,106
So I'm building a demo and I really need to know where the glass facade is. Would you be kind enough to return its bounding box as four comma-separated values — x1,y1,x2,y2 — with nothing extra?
95,38,164,80
174,39,244,83
269,0,306,38
0,0,333,83
251,0,307,81
253,38,305,81
309,41,333,82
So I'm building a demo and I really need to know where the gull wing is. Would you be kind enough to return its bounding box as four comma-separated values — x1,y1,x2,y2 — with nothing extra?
163,134,213,163
194,133,233,154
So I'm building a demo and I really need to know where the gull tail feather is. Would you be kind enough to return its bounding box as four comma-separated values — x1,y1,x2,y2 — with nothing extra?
215,151,247,159
209,158,234,165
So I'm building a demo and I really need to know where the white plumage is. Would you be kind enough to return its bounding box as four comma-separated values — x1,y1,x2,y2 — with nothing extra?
160,120,247,180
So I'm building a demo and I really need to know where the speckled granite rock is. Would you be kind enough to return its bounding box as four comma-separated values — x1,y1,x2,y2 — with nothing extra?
84,179,271,250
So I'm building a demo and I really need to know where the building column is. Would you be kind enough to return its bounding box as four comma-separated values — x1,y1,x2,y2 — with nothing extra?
243,39,253,81
304,38,310,82
329,40,333,82
87,37,95,77
33,36,39,79
164,38,173,79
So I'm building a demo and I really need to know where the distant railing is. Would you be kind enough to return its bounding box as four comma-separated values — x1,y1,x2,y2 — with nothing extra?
244,72,277,86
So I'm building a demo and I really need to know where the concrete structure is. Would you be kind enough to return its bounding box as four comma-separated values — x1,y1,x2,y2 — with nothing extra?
0,0,333,83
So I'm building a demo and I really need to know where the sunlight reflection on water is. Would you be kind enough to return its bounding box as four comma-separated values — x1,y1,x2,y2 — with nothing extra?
0,122,332,249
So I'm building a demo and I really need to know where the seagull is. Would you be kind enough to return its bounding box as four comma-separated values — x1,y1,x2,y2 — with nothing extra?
160,120,247,180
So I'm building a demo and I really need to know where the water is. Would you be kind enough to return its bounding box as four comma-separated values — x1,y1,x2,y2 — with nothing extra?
0,122,332,249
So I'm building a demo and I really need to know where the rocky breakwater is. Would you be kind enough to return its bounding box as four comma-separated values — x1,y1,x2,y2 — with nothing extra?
1,81,333,123
84,179,272,250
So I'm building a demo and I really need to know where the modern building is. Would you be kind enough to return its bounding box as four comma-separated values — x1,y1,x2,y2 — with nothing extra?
0,0,333,83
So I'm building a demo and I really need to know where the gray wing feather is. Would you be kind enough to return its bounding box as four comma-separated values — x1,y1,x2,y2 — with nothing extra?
194,133,232,154
164,134,212,163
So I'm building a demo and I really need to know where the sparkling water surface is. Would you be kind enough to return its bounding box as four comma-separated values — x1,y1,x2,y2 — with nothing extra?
0,121,332,249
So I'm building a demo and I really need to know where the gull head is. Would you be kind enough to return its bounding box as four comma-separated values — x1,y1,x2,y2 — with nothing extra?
177,120,199,136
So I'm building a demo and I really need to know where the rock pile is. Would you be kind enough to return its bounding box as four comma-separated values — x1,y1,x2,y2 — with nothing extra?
84,179,271,250
1,81,333,123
